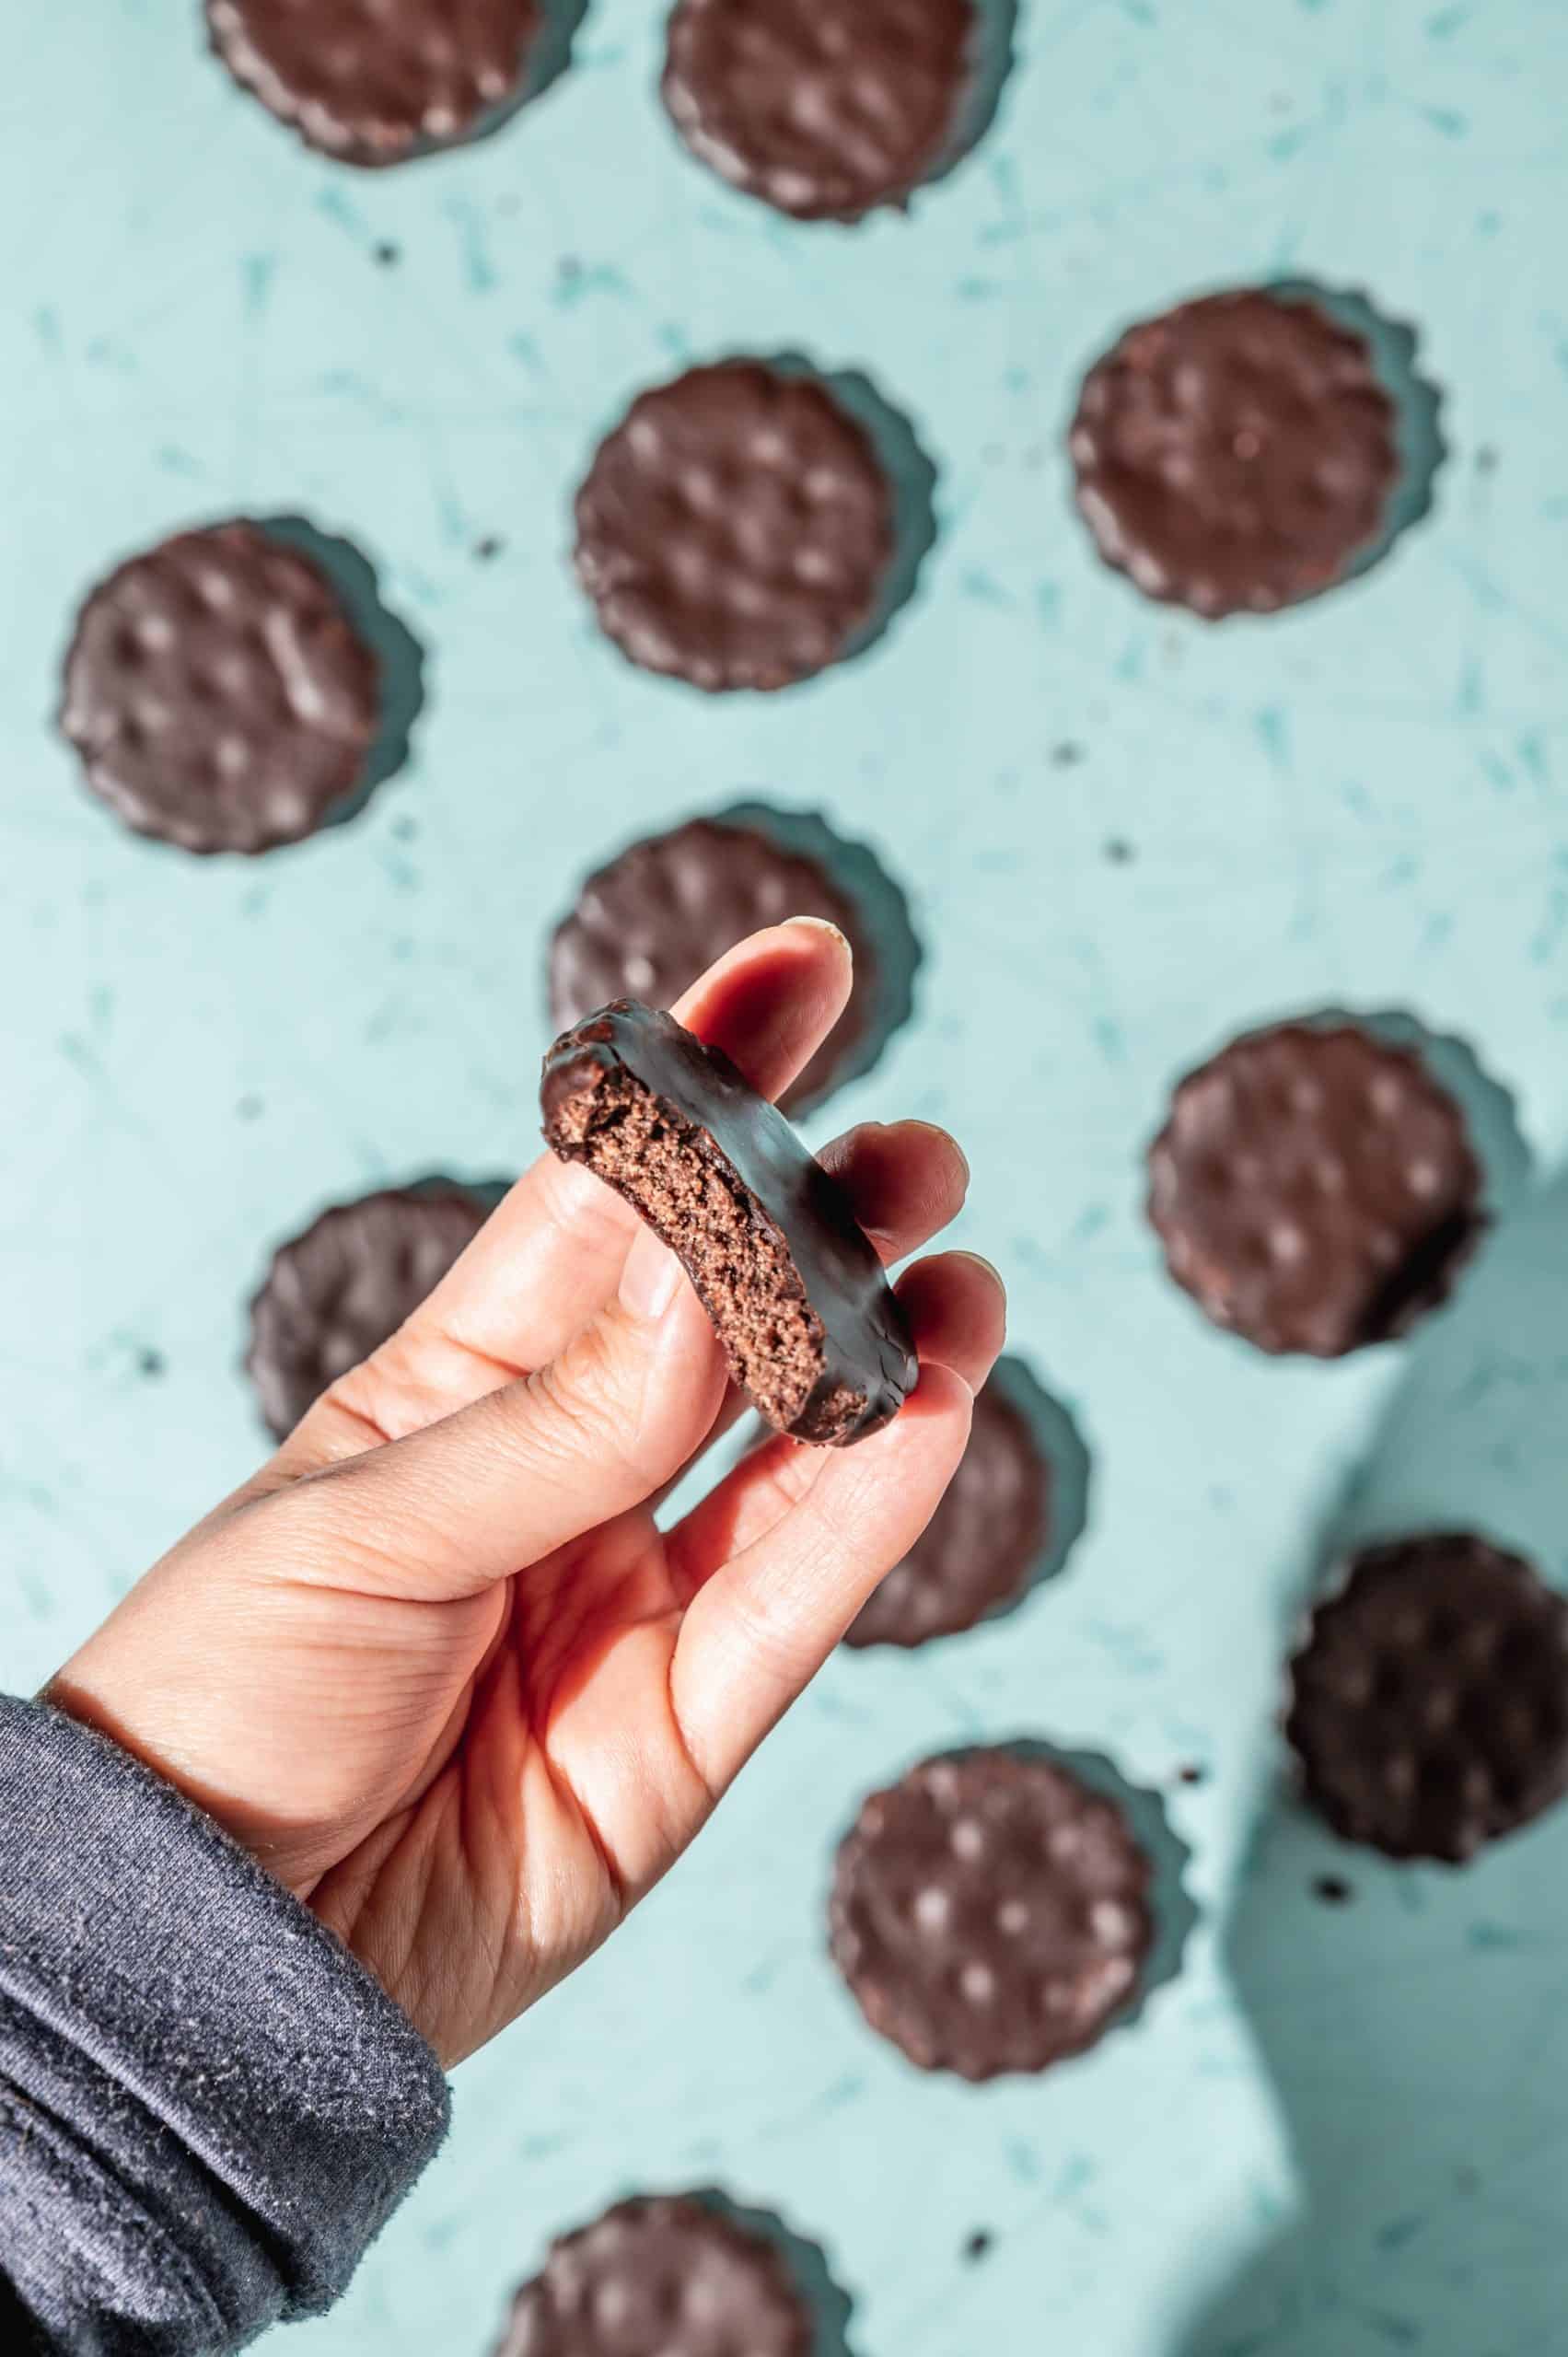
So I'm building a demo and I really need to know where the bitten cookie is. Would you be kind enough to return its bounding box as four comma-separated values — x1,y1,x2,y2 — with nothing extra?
1147,1020,1482,1356
60,521,379,854
206,0,542,167
1286,1532,1568,1863
574,361,894,691
1070,288,1399,616
540,1001,914,1445
662,0,976,222
246,1185,490,1438
829,1748,1152,2078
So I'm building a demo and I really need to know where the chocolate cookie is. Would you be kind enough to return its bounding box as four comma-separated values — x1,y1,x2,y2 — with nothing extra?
844,1381,1049,1647
206,0,541,168
573,361,894,691
1286,1533,1568,1863
495,2195,810,2357
60,522,379,854
541,1002,913,1445
1069,288,1400,616
1147,1021,1482,1356
246,1185,490,1439
829,1748,1152,2078
548,817,877,1113
662,0,975,223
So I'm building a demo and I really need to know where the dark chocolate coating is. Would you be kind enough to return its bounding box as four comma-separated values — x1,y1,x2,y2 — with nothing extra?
548,816,876,1113
60,522,379,854
1070,289,1399,617
1147,1021,1482,1356
206,0,540,168
844,1381,1049,1647
494,2194,810,2357
829,1749,1152,2079
246,1186,490,1439
540,1001,914,1444
573,361,893,692
662,0,975,223
1286,1533,1568,1863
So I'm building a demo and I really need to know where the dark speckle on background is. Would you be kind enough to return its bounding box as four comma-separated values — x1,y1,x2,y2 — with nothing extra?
1314,1875,1355,1905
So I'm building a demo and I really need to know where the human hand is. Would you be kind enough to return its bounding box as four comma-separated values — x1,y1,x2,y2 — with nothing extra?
47,922,1005,2066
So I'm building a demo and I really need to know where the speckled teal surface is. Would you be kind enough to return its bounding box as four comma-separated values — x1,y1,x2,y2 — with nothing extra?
4,4,1568,2352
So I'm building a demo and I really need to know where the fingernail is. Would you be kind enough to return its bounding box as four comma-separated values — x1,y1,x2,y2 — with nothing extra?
786,913,851,953
953,1248,1004,1289
909,1120,970,1190
619,1226,685,1322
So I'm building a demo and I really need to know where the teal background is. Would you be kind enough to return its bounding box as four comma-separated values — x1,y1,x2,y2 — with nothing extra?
4,3,1568,2351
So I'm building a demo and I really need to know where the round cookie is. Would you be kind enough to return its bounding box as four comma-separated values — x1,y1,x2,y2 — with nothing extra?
60,522,379,855
573,360,894,692
246,1186,490,1440
494,2194,811,2357
206,0,541,168
829,1748,1152,2079
1069,288,1400,617
662,0,976,223
1286,1533,1568,1863
549,817,877,1113
845,1381,1049,1647
1147,1021,1482,1357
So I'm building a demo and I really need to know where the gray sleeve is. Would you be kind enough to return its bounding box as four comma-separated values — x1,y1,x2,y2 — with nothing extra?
0,1692,450,2354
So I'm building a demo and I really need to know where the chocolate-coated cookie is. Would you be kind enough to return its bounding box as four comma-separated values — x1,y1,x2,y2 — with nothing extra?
574,361,893,691
1147,1021,1482,1356
60,522,379,854
542,1002,914,1445
1286,1533,1568,1863
1070,288,1399,616
548,817,877,1113
247,1186,490,1439
495,2195,810,2357
662,0,975,223
206,0,541,167
845,1382,1049,1647
829,1749,1152,2078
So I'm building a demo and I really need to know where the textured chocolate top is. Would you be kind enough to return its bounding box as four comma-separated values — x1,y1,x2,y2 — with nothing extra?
829,1749,1152,2079
845,1381,1049,1647
548,817,876,1113
495,2195,810,2357
574,361,893,691
1286,1533,1568,1863
540,1001,914,1444
1147,1021,1482,1356
246,1186,489,1439
60,522,379,855
1070,289,1399,617
206,0,540,167
662,0,975,222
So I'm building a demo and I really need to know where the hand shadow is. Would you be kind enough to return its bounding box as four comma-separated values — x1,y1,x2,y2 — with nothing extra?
1176,1148,1568,2357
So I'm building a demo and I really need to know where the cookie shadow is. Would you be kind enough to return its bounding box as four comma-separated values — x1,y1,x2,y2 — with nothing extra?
718,796,923,1109
691,2191,859,2357
1267,278,1446,591
767,354,940,665
989,1353,1093,1608
1172,1157,1568,2357
258,514,425,824
923,0,1020,202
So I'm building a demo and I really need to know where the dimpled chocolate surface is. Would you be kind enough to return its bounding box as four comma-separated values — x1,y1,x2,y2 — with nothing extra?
1286,1534,1568,1863
548,817,876,1113
1070,289,1399,617
573,361,893,691
246,1186,489,1439
60,522,379,854
495,2195,810,2357
1147,1021,1482,1357
206,0,541,167
540,1001,914,1444
662,0,975,222
829,1749,1152,2078
845,1382,1049,1647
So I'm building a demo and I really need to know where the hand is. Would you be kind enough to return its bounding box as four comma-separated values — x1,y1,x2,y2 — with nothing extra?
47,923,1005,2066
